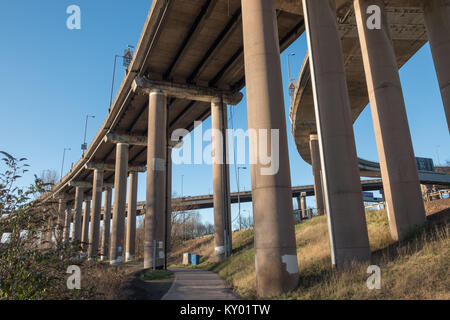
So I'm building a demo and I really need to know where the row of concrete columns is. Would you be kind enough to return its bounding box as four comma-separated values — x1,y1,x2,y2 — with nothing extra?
38,0,448,299
238,0,448,296
47,169,139,264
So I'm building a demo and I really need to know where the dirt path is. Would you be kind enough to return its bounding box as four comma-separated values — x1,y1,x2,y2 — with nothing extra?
162,268,241,300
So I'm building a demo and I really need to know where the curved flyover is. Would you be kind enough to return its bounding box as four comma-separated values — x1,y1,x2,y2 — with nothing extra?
289,3,450,186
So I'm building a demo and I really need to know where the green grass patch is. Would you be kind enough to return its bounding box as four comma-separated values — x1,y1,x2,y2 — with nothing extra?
140,269,174,281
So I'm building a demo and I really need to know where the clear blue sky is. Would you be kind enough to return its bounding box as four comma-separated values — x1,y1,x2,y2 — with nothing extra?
1,1,448,228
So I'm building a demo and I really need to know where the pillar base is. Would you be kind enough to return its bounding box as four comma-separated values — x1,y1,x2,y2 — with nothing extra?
110,256,123,266
125,253,134,261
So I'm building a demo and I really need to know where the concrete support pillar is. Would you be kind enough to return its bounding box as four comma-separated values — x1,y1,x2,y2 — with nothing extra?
88,169,104,260
309,134,325,216
81,199,91,252
423,0,450,131
125,171,138,262
56,199,66,244
211,98,232,262
110,143,129,265
302,0,371,267
46,216,53,249
300,195,307,219
144,89,167,269
166,145,173,263
63,208,72,243
296,197,303,221
241,0,299,297
354,0,426,241
101,187,112,260
73,186,84,242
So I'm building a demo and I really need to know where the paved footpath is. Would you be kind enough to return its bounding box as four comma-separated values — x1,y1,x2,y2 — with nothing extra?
162,268,241,300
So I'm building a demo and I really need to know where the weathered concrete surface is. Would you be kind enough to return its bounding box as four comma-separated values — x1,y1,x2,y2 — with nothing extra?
162,269,240,300
291,1,428,166
126,171,138,262
303,0,371,267
81,199,90,251
100,186,112,260
110,143,129,264
211,98,231,262
73,186,84,242
88,168,103,259
144,90,167,269
354,0,426,241
423,0,450,131
309,134,325,215
241,0,299,297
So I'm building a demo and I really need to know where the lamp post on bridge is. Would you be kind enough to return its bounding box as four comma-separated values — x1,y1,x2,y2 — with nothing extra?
82,115,95,156
60,148,71,181
287,53,296,97
109,45,135,108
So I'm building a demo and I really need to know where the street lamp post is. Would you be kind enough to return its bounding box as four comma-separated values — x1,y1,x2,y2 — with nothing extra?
287,53,296,97
237,166,247,230
109,46,135,108
82,115,95,156
60,148,71,181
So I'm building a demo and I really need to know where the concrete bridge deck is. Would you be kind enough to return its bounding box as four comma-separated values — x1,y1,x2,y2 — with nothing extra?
37,0,306,207
290,0,428,165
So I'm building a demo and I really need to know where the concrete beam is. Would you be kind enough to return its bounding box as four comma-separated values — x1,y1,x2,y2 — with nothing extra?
132,77,243,106
85,162,146,173
69,181,92,188
103,133,148,146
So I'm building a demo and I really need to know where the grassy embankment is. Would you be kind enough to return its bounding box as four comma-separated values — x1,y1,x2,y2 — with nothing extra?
169,199,450,299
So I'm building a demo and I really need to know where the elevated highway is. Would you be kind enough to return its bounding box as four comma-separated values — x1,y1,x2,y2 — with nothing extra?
30,0,450,297
121,179,384,215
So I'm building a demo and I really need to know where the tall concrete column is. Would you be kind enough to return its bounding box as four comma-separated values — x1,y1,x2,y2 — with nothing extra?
241,0,299,297
110,143,129,265
166,145,174,262
63,208,72,243
300,195,307,219
101,186,112,260
302,0,371,267
309,134,325,216
144,89,167,269
56,199,66,244
81,199,91,252
296,197,303,221
211,98,232,262
46,216,53,249
126,171,138,262
88,169,104,260
354,0,426,240
423,0,450,131
73,186,84,242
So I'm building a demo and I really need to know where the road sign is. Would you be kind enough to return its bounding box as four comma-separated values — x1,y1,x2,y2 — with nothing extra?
289,81,296,97
123,48,133,68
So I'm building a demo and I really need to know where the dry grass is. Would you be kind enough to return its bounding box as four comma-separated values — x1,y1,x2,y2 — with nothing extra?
170,199,450,300
76,261,129,300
